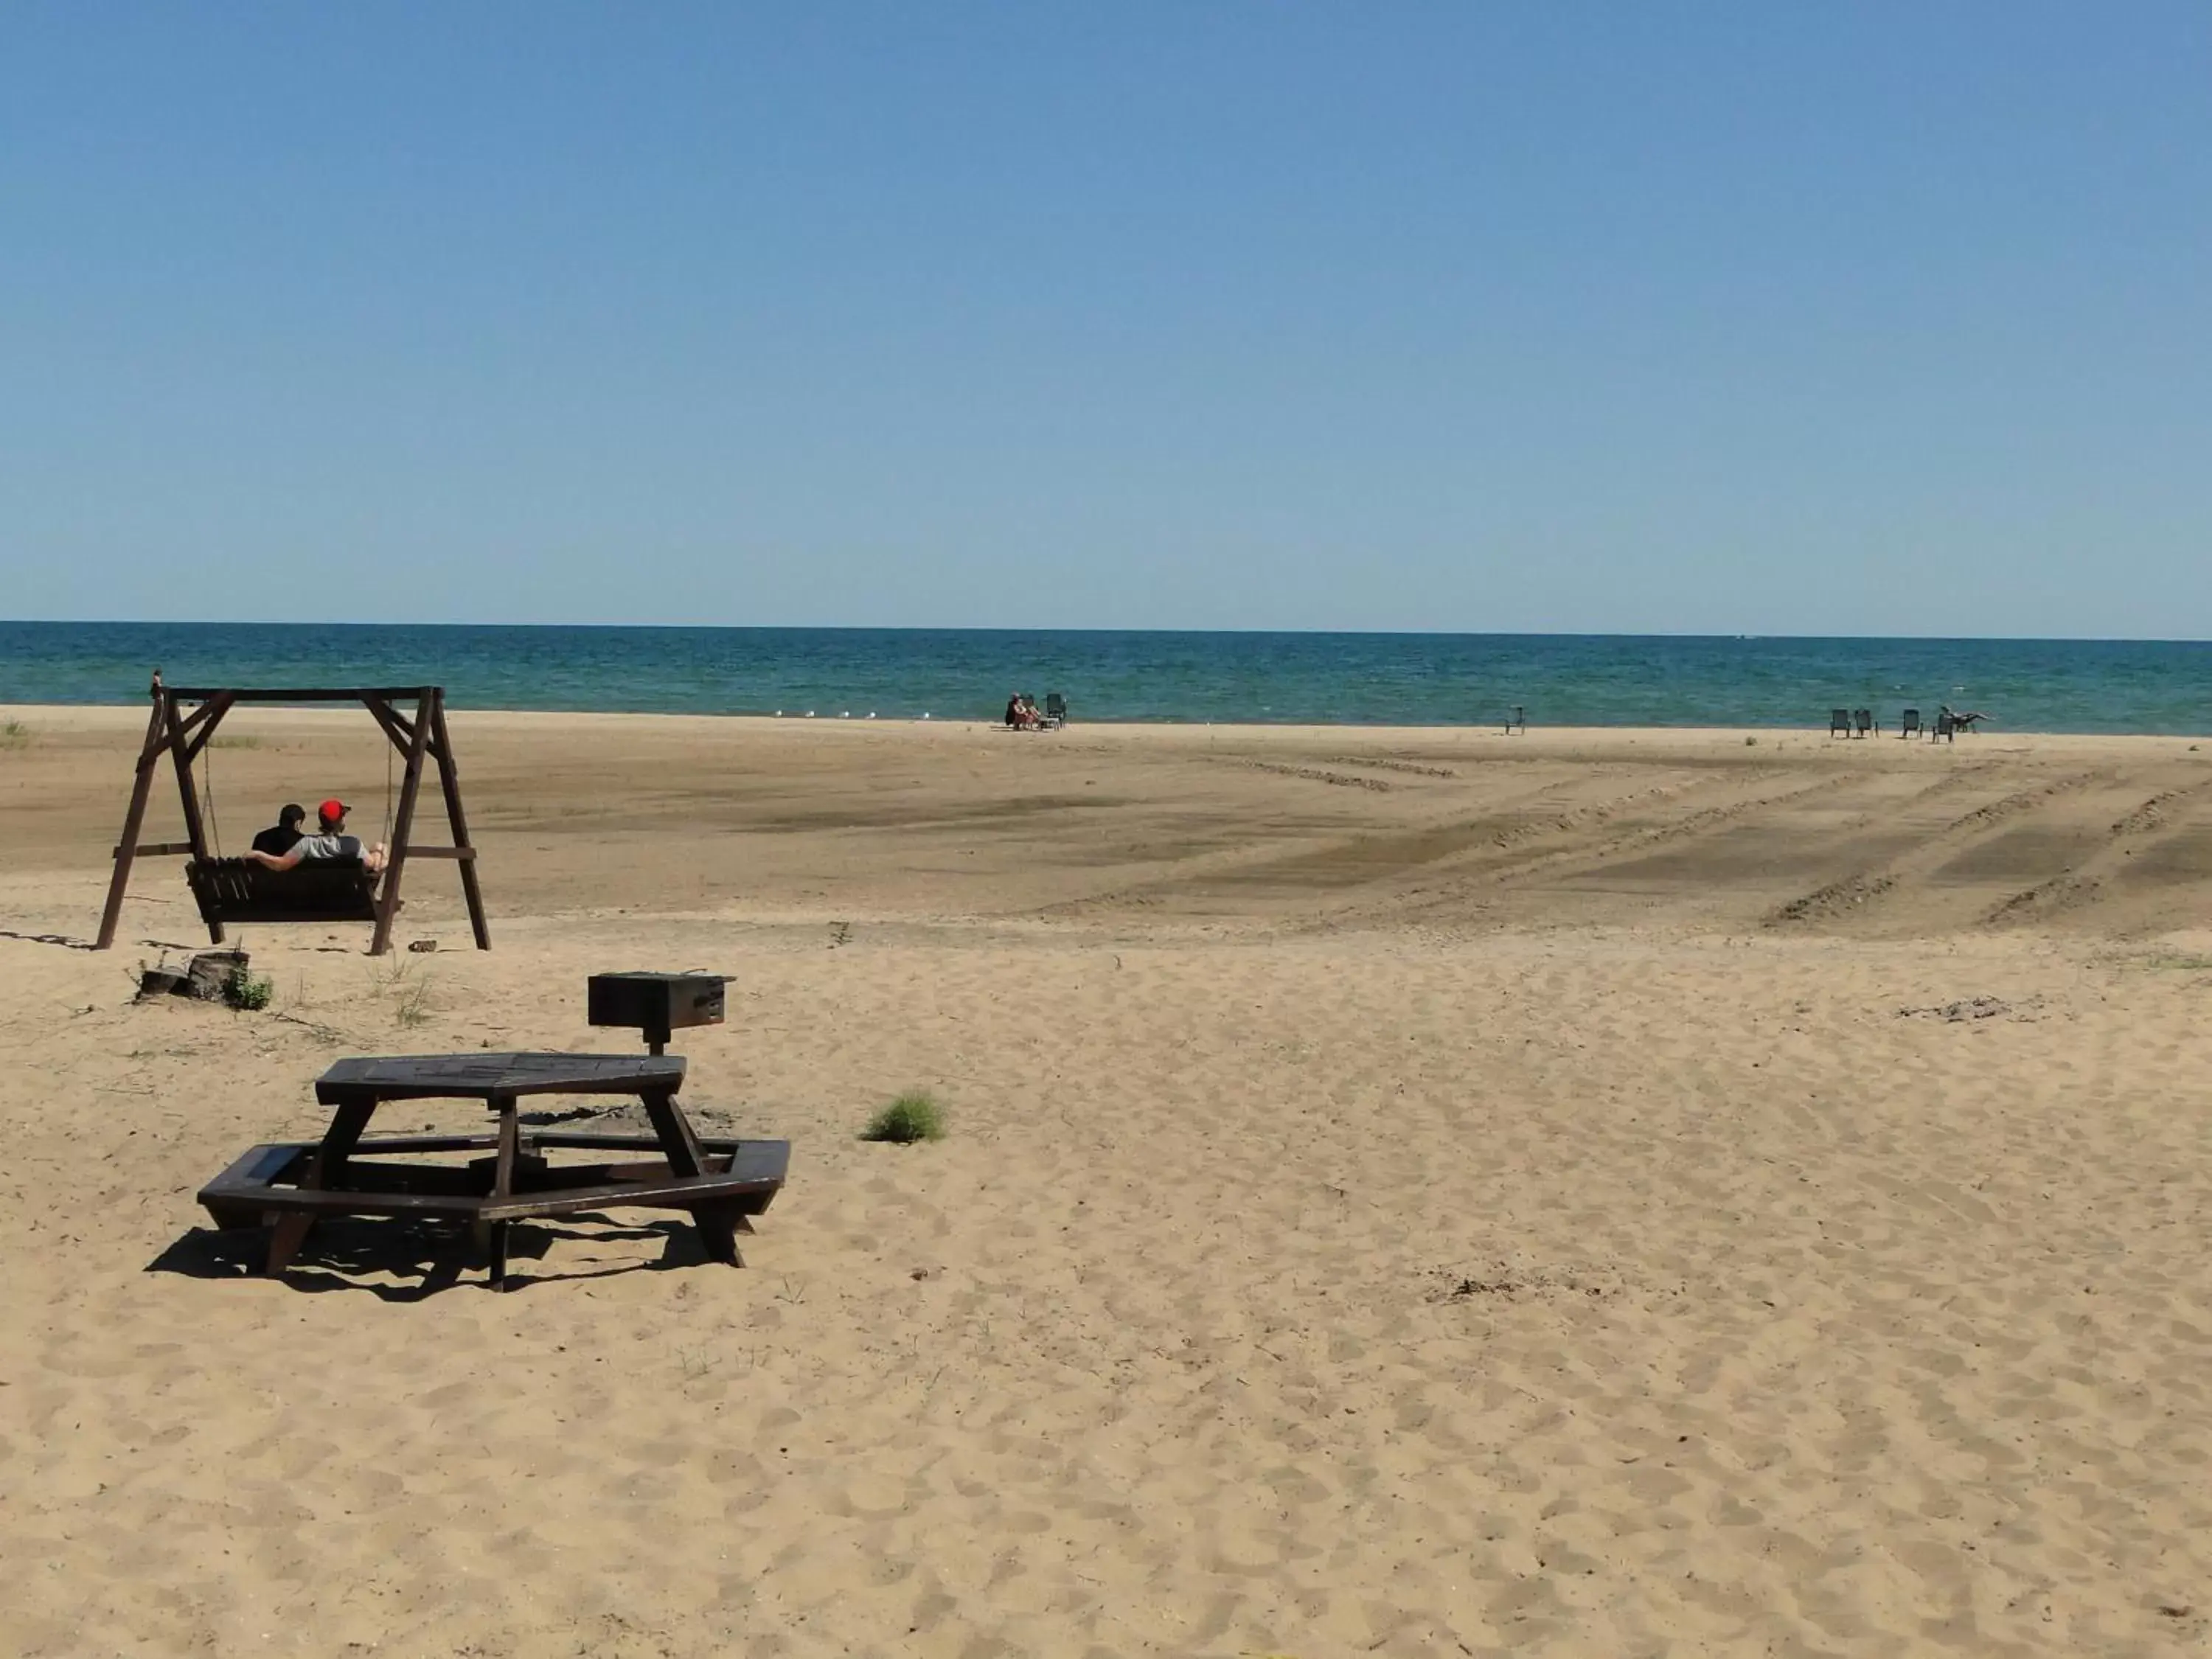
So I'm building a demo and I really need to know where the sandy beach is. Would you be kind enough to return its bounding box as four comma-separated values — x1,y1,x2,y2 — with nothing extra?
2,704,2209,1657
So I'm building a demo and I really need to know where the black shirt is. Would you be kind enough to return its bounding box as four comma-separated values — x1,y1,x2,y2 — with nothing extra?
251,824,302,857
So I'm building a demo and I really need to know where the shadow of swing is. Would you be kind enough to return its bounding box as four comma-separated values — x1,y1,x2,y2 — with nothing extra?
145,1211,720,1301
0,929,100,951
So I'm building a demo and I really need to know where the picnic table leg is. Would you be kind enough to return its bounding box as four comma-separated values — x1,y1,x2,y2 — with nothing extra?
487,1217,511,1289
266,1098,376,1277
692,1199,746,1266
484,1110,518,1292
641,1088,743,1267
265,1214,316,1276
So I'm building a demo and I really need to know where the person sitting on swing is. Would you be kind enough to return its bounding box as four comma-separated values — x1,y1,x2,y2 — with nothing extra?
246,798,389,874
250,802,307,858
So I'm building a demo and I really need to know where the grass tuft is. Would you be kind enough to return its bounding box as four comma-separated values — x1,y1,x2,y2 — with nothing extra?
0,719,28,747
860,1089,945,1144
369,955,436,1025
394,971,434,1026
226,968,275,1011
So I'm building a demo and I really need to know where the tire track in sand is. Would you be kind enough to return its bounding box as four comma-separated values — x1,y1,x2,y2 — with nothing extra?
1980,771,2212,928
1767,769,2113,928
1038,766,1779,924
1329,769,1868,932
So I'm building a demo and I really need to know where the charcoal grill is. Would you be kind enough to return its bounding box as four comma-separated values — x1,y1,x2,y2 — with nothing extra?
587,971,731,1054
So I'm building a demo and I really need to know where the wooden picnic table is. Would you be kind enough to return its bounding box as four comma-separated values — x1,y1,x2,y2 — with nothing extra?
198,1051,789,1290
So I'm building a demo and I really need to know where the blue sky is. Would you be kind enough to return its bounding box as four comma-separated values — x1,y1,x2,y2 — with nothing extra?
3,4,2206,636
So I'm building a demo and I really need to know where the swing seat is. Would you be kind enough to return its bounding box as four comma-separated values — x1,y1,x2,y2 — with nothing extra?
186,858,381,925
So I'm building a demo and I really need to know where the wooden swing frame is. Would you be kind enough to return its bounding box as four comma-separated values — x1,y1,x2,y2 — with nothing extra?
96,672,491,956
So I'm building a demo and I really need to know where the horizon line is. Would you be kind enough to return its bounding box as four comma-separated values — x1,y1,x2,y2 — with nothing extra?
7,619,2212,647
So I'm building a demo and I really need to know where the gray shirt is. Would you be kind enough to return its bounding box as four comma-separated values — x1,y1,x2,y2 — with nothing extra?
291,832,366,863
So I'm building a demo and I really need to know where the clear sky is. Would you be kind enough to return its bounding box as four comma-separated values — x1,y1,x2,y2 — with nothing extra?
3,4,2206,636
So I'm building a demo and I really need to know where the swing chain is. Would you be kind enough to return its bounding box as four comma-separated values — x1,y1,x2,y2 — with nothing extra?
381,723,395,849
200,717,223,857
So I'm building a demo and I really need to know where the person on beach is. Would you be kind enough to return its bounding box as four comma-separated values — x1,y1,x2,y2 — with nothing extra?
246,799,388,873
249,802,307,858
1005,692,1041,730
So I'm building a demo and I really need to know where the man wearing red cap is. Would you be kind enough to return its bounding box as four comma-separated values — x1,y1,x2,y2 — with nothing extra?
245,799,388,873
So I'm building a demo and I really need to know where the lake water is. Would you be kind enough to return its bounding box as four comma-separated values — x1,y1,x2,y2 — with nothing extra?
1,622,2207,734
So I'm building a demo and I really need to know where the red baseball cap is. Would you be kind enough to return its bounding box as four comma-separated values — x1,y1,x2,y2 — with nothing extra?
319,799,349,823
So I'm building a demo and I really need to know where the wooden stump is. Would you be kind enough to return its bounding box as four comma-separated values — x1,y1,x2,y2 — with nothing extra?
184,949,251,1001
136,967,188,1000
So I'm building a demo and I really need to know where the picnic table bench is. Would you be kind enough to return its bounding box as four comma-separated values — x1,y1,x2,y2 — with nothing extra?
198,1051,789,1290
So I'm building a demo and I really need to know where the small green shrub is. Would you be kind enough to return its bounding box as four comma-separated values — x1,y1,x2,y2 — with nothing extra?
226,969,274,1011
0,720,28,746
861,1090,945,1144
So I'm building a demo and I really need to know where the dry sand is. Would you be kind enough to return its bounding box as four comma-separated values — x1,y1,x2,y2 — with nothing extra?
2,705,2210,1657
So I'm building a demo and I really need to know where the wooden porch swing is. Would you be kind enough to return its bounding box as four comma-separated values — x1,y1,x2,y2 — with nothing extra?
95,672,491,956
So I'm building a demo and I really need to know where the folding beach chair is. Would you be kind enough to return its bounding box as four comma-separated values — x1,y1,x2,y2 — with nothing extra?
1829,709,1852,737
1900,708,1921,739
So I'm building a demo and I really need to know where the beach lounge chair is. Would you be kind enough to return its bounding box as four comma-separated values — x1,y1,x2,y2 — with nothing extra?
1900,708,1921,739
185,857,381,928
1505,705,1526,734
1933,712,1957,742
1043,692,1067,728
1854,708,1873,737
1829,709,1851,737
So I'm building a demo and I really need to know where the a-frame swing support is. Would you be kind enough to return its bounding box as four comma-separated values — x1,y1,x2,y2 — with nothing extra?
95,672,491,956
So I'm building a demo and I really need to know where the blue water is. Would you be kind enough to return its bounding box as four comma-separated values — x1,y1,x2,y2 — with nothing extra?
1,622,2208,734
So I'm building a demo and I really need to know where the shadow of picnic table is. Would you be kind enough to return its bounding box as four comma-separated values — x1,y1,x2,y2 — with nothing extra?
146,1211,718,1302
